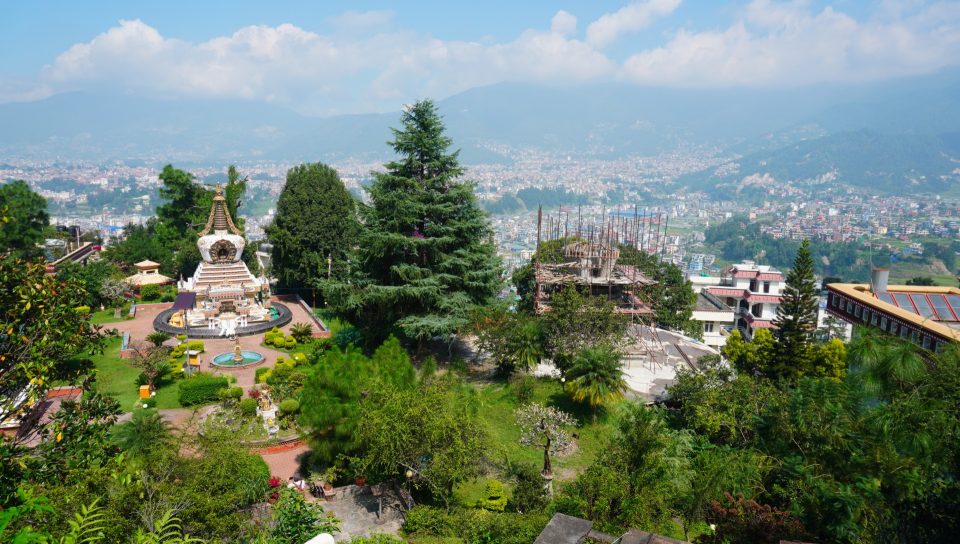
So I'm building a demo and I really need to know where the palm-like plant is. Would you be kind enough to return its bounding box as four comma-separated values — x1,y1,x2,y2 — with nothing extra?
135,511,204,543
111,409,173,458
146,331,172,348
508,318,544,373
289,322,313,344
565,344,628,421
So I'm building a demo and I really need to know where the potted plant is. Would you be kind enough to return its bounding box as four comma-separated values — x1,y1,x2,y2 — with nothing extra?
321,466,338,491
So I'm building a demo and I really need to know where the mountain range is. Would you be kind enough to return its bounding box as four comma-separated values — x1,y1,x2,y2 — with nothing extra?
2,70,959,195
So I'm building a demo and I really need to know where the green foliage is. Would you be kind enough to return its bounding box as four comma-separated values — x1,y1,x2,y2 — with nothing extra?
618,245,698,333
697,493,810,544
0,259,106,425
565,344,628,418
477,480,507,512
278,398,300,414
220,386,243,401
56,260,123,309
323,100,501,345
186,340,204,353
0,179,49,261
238,398,257,417
300,337,415,463
356,373,487,509
110,409,172,459
272,335,286,348
510,374,536,404
177,373,228,406
270,488,340,544
721,329,776,378
772,239,819,380
507,463,548,514
403,505,549,544
289,322,313,343
254,367,270,382
473,307,544,376
267,162,359,290
541,285,628,371
145,331,172,348
139,284,162,302
284,336,296,349
141,396,157,409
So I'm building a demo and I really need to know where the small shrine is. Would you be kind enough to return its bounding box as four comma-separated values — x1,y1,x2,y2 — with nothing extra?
125,260,173,288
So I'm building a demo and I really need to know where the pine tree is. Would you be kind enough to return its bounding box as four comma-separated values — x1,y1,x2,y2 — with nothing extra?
267,163,358,291
325,100,501,345
773,239,819,380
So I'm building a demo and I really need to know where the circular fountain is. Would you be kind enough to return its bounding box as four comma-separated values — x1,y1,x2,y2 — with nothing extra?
211,337,264,368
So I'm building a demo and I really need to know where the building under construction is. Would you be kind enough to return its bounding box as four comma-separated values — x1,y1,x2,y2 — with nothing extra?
533,206,662,318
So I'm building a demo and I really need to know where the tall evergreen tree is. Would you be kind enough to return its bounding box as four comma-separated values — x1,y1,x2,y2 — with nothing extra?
773,239,819,380
267,163,357,290
325,100,501,345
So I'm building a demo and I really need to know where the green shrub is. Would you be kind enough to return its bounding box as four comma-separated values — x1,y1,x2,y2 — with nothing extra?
74,305,91,315
141,397,157,409
291,352,307,366
290,322,313,343
254,367,270,382
238,398,258,416
178,373,229,406
272,335,286,348
266,364,293,386
159,289,176,302
220,386,243,401
136,372,149,387
284,336,297,349
511,374,536,404
403,506,548,544
187,340,205,353
264,332,277,344
478,480,508,512
278,399,300,414
176,334,187,341
140,284,162,301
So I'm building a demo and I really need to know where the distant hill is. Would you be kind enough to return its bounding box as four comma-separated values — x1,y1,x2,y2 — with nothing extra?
681,130,960,196
2,70,960,196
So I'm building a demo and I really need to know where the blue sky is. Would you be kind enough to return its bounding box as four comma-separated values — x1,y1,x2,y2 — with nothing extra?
1,1,957,114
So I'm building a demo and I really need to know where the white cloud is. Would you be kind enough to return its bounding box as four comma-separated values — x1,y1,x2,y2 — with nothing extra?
586,0,682,48
33,18,612,114
8,2,960,112
551,10,578,36
619,0,960,86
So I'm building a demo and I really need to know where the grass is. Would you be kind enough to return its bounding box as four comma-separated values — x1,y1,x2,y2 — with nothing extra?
90,304,132,325
473,377,617,477
88,335,183,411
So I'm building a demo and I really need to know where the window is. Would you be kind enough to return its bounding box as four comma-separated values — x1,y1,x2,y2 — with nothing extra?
872,312,880,326
900,326,910,339
922,335,933,350
831,296,839,308
749,280,758,292
855,305,863,318
704,322,715,333
880,317,888,330
764,281,771,293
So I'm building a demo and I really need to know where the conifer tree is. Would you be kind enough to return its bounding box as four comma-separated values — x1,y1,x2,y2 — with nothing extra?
773,239,819,380
325,100,501,345
268,163,358,290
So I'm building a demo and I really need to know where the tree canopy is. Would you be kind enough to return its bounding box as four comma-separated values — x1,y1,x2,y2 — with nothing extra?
324,100,501,345
0,180,49,261
268,162,358,291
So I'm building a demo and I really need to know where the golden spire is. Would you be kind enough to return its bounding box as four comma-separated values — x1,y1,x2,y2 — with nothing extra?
199,185,242,236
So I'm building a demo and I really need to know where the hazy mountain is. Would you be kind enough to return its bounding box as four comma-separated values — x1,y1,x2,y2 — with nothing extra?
2,70,959,195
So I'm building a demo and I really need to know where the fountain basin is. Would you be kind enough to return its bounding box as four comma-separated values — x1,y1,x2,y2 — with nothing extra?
211,350,265,368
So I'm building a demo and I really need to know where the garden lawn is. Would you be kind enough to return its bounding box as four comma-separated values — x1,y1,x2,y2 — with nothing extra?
90,304,132,325
90,335,183,411
473,377,618,478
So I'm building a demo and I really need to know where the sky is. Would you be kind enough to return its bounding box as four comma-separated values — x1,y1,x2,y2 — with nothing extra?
1,0,958,115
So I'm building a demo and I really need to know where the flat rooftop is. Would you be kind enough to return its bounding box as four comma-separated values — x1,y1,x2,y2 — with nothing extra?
828,283,960,341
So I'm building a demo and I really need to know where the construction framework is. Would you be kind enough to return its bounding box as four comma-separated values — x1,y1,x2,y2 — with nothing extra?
532,205,671,368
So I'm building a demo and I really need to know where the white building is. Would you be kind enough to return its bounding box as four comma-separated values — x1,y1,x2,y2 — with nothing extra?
705,261,784,340
692,291,735,350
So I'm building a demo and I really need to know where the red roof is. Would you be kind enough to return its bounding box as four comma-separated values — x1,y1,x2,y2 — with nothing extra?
707,287,745,297
744,294,782,303
757,273,783,281
733,270,757,278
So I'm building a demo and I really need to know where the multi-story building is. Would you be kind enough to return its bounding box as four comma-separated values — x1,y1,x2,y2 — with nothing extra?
692,291,735,350
705,261,784,340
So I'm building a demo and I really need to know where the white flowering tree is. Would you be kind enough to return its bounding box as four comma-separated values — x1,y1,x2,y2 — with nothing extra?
516,403,577,481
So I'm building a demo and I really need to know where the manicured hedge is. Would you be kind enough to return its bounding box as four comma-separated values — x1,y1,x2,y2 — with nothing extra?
278,399,300,414
140,284,162,301
178,373,229,406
